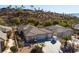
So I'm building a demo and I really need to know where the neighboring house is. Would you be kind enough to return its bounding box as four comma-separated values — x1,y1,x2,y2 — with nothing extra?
46,25,73,38
0,31,7,53
0,25,12,33
73,24,79,30
17,24,53,43
73,24,79,34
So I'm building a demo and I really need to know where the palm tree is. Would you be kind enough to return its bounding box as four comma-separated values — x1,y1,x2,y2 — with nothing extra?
15,6,17,9
30,5,34,10
41,9,44,12
21,5,25,9
34,8,37,12
38,7,40,10
7,5,12,9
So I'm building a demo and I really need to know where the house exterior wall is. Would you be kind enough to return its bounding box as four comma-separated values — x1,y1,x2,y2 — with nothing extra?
57,32,63,38
47,33,53,39
0,41,4,53
25,33,53,42
0,41,1,53
26,36,35,41
36,34,47,40
0,40,5,53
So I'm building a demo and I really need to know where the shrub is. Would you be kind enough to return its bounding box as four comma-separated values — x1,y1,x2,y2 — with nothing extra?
10,46,18,53
11,17,20,25
27,18,40,26
0,18,5,25
30,45,43,53
62,35,71,41
43,21,52,26
53,21,59,25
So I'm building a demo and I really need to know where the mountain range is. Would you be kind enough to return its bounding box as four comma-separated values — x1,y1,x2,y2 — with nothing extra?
69,13,79,17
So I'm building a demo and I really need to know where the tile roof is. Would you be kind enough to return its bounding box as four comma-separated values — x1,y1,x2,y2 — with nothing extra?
18,24,52,37
46,25,72,33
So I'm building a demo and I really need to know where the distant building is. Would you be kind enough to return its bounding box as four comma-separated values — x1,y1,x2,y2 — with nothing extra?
17,24,53,44
46,25,73,38
0,31,7,53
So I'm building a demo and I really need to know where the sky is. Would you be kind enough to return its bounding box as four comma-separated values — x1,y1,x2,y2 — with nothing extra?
0,5,79,14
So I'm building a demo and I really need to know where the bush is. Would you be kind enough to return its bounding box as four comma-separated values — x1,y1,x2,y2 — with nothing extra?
30,45,43,53
43,21,52,26
27,18,40,26
0,18,5,25
11,17,20,25
62,35,71,41
10,46,18,53
53,21,59,25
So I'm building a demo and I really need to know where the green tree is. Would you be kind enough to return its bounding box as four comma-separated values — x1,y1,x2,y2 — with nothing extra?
21,5,25,9
30,5,34,10
7,5,12,9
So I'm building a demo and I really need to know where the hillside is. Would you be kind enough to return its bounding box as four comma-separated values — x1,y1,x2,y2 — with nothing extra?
0,6,79,27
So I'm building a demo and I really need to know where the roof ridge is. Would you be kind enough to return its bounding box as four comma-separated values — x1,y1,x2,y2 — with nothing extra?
39,28,51,33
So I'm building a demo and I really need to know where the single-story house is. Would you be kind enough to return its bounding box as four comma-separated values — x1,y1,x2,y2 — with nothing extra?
46,25,73,38
0,31,7,53
17,24,53,43
0,25,12,33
